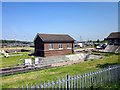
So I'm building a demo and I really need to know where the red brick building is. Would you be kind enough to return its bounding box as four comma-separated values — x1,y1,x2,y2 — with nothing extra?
34,33,75,57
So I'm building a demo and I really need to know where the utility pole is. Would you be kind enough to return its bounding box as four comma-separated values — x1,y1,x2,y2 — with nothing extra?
79,35,83,42
13,34,17,52
24,35,26,48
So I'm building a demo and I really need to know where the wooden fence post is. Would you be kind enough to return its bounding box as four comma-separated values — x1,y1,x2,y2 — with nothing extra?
58,78,61,89
68,75,71,89
70,77,73,88
108,66,111,83
82,74,84,89
26,84,28,90
40,83,43,89
44,82,46,90
115,66,118,83
35,83,39,88
84,73,87,88
89,72,91,88
76,75,79,88
73,76,76,89
52,81,55,90
62,78,65,90
22,86,24,90
90,72,93,89
47,80,51,90
100,70,103,86
66,75,69,90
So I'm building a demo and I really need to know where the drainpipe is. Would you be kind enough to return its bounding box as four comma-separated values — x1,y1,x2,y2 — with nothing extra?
72,42,74,53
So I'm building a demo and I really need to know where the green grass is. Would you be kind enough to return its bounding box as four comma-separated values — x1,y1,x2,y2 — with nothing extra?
0,47,34,68
0,52,33,68
101,83,120,89
2,53,120,88
93,81,120,89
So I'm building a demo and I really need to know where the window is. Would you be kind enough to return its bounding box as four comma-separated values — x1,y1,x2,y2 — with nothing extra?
109,40,113,45
67,43,71,49
114,39,118,45
49,44,54,50
58,43,63,49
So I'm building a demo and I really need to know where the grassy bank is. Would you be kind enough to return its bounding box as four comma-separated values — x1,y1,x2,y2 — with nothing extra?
2,53,119,88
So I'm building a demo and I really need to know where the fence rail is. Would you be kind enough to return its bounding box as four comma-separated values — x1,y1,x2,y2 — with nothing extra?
21,65,120,89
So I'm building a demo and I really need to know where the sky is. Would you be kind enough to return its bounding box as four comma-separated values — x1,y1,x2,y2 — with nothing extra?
2,2,118,41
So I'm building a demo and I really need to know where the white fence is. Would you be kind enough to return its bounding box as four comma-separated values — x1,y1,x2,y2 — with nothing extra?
21,65,120,89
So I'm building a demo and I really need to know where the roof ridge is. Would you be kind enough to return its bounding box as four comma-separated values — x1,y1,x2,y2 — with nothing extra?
38,33,69,35
111,32,120,34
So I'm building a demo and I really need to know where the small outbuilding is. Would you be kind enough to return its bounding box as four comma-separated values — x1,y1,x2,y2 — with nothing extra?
74,41,85,48
104,32,120,53
34,33,75,57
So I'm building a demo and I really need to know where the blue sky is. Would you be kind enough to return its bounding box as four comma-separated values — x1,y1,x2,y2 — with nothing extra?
2,2,118,41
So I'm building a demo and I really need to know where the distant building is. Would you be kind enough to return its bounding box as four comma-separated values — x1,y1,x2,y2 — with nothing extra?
34,33,74,57
74,41,85,48
104,32,120,53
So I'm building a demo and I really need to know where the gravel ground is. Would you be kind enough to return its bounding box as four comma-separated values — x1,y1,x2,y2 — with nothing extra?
34,52,105,67
86,54,105,60
36,53,99,66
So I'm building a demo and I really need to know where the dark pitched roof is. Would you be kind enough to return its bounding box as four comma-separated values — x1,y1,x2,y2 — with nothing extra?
105,32,120,39
37,33,75,43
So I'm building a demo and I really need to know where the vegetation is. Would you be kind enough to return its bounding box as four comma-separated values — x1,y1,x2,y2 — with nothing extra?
0,52,33,68
2,53,120,88
87,39,107,44
1,40,33,44
94,82,120,89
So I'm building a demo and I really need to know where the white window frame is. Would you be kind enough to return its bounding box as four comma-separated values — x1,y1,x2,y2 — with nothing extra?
49,44,54,50
58,43,63,50
67,43,71,49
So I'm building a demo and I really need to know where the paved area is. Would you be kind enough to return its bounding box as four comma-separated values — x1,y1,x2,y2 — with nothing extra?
36,54,86,67
36,52,103,67
86,54,105,60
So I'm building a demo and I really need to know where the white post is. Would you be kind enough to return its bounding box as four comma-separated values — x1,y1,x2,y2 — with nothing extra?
62,78,65,89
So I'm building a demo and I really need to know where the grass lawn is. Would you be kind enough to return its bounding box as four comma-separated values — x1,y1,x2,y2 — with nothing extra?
0,47,34,68
1,53,120,88
0,52,33,68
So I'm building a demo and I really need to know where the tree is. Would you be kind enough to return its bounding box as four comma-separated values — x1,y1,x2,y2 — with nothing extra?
97,39,100,43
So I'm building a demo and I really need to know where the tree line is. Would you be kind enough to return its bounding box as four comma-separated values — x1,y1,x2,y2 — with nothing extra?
0,40,33,44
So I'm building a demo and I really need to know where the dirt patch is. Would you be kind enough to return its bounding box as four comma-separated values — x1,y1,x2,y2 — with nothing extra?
51,59,84,67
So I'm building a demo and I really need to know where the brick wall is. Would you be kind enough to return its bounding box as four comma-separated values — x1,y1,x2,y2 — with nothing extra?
44,43,73,56
44,43,72,50
44,49,72,56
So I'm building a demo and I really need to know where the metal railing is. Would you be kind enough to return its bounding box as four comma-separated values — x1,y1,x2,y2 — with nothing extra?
21,65,120,89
